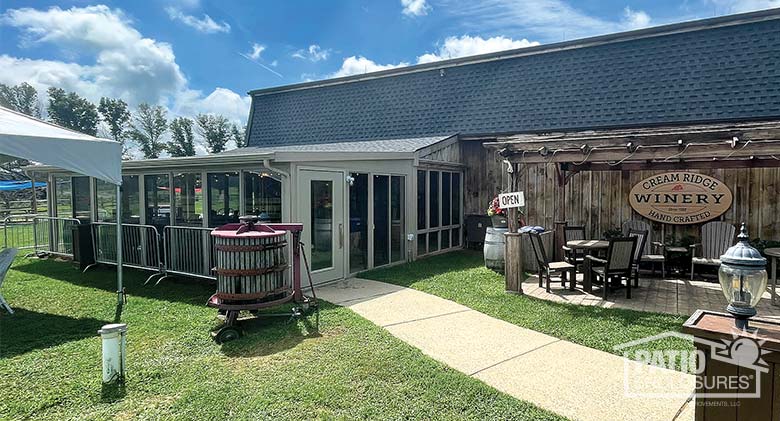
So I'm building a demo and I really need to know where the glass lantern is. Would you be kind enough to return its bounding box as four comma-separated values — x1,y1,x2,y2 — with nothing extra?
718,224,768,330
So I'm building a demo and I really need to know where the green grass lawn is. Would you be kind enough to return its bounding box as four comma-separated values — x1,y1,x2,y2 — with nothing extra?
0,257,566,420
360,250,694,371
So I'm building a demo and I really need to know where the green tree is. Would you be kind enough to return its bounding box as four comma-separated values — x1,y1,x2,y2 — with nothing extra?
196,113,231,154
0,82,40,173
0,82,40,117
232,124,247,148
128,103,167,159
98,97,131,154
46,87,99,136
168,117,196,157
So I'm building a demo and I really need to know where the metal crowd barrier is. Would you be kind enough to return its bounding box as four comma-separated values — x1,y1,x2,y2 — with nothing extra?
162,225,216,281
2,214,38,250
23,218,221,284
32,216,81,258
88,222,164,283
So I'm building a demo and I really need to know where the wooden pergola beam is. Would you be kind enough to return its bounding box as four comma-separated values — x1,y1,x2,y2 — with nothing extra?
564,158,780,172
484,121,780,156
488,120,780,150
496,141,780,164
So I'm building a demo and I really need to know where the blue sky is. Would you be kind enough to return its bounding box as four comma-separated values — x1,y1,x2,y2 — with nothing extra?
0,0,777,128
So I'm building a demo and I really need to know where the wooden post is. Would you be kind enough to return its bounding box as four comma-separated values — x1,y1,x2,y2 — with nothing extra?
505,162,523,294
683,310,780,420
554,164,569,261
505,231,522,294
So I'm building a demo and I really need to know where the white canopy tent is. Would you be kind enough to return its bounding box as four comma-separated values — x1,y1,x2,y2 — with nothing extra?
0,106,125,304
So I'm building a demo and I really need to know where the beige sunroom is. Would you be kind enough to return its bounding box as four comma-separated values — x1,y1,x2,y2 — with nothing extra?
25,134,464,284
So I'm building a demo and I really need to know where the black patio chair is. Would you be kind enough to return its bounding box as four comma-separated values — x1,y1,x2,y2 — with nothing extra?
622,219,666,276
529,231,576,293
627,229,648,288
585,236,637,300
561,225,586,267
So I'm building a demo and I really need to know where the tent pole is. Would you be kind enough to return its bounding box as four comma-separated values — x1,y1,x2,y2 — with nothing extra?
116,184,123,306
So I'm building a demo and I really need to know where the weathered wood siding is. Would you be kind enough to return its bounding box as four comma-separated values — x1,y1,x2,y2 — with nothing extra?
420,140,461,162
463,140,780,242
463,140,509,216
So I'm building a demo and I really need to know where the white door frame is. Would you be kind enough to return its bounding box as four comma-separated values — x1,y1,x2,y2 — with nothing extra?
297,168,347,284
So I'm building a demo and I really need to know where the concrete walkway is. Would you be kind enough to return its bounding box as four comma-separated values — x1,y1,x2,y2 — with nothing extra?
318,278,695,421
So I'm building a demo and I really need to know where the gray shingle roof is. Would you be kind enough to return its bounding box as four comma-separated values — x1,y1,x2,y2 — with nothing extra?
221,135,454,154
248,12,780,148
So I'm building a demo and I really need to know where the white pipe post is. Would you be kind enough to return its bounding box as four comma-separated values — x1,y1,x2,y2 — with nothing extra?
98,323,127,384
116,185,123,306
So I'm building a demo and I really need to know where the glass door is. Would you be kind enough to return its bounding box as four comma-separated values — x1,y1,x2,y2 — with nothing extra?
299,169,345,284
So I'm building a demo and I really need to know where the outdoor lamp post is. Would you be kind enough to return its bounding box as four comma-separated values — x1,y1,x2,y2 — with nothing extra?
718,223,768,330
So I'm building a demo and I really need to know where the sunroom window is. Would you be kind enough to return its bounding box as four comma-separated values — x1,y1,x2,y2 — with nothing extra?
416,169,462,257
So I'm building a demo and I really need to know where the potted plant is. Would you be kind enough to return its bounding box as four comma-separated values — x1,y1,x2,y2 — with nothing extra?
487,197,508,228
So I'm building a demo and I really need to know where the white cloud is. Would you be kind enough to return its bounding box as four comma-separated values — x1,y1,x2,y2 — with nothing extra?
166,0,201,9
438,0,652,41
292,44,331,62
248,43,265,60
704,0,780,13
331,56,409,78
0,54,91,95
401,0,431,17
417,35,538,63
3,5,144,52
2,5,186,105
623,7,651,29
173,87,250,124
165,7,230,34
331,34,539,78
0,5,249,155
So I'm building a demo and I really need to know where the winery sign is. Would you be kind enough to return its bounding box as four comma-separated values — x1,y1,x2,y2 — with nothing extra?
629,172,733,225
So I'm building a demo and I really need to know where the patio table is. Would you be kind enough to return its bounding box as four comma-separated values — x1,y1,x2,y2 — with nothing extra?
567,240,609,293
766,248,780,306
566,240,609,250
665,246,689,277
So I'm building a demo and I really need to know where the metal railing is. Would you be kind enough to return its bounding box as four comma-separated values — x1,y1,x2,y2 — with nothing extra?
32,216,81,257
162,225,216,280
19,218,223,283
89,222,164,282
2,214,38,250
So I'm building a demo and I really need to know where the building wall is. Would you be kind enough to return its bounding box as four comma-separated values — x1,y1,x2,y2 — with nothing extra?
463,140,510,217
419,139,461,163
463,140,780,243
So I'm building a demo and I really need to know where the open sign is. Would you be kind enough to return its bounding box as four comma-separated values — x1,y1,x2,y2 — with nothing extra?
499,191,525,209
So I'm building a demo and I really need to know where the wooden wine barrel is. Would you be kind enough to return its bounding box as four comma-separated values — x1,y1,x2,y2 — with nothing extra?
484,227,509,274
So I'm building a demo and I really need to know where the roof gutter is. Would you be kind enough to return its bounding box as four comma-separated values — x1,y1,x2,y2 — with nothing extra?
24,152,276,174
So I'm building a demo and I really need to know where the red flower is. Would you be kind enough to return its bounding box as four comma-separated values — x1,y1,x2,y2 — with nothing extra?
486,196,506,216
